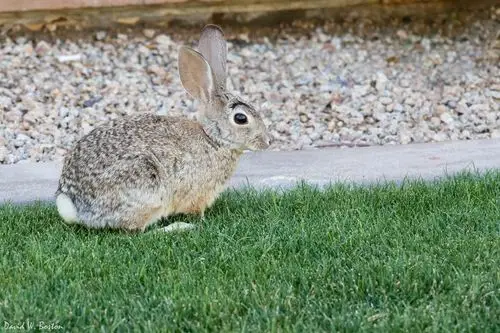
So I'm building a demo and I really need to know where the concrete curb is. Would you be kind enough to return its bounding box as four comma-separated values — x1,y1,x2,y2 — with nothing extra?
1,138,500,204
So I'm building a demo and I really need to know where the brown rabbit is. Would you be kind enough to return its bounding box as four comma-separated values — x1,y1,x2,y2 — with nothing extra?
55,25,270,232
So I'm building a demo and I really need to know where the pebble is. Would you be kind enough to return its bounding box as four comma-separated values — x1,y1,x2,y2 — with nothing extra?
433,132,449,142
57,54,82,63
0,147,7,162
35,41,51,55
399,130,412,144
379,97,393,105
155,34,172,45
430,117,441,128
375,72,389,92
435,105,447,115
491,129,500,139
143,29,156,39
95,31,107,41
396,29,408,40
393,103,404,113
400,79,410,88
440,112,454,125
299,113,309,123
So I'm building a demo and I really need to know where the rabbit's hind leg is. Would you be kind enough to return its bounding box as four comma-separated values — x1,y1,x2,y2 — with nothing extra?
119,206,164,232
160,222,196,233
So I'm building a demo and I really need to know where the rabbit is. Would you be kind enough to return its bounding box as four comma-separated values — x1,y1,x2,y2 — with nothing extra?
55,24,270,232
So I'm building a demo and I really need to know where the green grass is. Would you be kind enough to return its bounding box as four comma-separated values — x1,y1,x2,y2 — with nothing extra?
1,172,499,332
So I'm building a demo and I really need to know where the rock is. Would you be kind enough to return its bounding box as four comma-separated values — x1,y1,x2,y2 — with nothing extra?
83,96,103,108
35,41,51,55
469,104,489,113
440,112,454,125
446,100,457,109
352,85,371,98
379,97,393,105
435,105,447,115
393,103,404,113
488,90,500,99
421,38,431,52
433,132,448,142
404,97,416,107
299,113,309,123
399,130,412,144
81,121,94,135
400,79,410,88
491,129,500,138
276,121,289,133
116,33,128,41
155,34,172,46
23,109,44,126
14,134,28,148
298,135,312,147
284,54,295,64
0,147,7,162
59,107,70,118
143,29,156,39
485,112,497,124
337,106,364,126
396,29,408,40
95,31,107,41
5,111,23,123
430,116,441,128
373,110,386,122
57,54,82,63
0,96,12,109
309,132,321,141
375,72,388,92
446,51,457,63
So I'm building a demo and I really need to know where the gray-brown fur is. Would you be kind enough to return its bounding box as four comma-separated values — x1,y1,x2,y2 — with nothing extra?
55,25,270,231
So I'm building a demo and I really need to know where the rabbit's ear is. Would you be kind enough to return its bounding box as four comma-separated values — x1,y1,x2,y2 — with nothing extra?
198,24,227,91
178,46,215,103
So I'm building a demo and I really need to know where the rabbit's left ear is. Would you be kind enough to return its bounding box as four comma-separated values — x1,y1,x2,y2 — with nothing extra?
178,46,216,104
198,24,227,91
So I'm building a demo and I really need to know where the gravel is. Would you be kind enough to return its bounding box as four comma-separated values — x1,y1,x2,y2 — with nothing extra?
0,6,499,164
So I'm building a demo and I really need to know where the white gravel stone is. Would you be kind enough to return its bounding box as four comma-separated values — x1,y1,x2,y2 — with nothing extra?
491,129,500,138
440,112,454,125
95,31,107,41
155,34,172,45
35,41,51,55
379,97,393,105
0,147,7,163
375,72,389,92
143,29,156,39
57,54,82,63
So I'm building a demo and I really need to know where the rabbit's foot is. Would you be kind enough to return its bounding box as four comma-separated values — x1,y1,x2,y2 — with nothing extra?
160,222,196,233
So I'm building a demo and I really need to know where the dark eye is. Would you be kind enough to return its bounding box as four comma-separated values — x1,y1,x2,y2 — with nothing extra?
234,113,248,125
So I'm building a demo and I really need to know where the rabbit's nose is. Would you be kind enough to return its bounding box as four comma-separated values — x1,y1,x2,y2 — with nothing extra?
263,135,272,147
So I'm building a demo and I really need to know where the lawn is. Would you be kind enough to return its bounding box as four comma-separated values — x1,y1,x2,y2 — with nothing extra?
1,172,499,332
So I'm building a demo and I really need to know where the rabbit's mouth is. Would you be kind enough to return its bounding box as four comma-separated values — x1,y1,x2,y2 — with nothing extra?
247,136,271,151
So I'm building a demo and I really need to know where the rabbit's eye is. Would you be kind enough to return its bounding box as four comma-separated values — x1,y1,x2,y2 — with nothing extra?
234,113,248,125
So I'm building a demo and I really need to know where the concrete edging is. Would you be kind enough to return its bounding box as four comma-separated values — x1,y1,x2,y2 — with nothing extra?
1,138,499,204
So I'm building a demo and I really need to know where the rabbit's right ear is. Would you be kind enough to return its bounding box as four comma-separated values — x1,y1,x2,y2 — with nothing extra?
178,46,215,103
198,24,227,91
